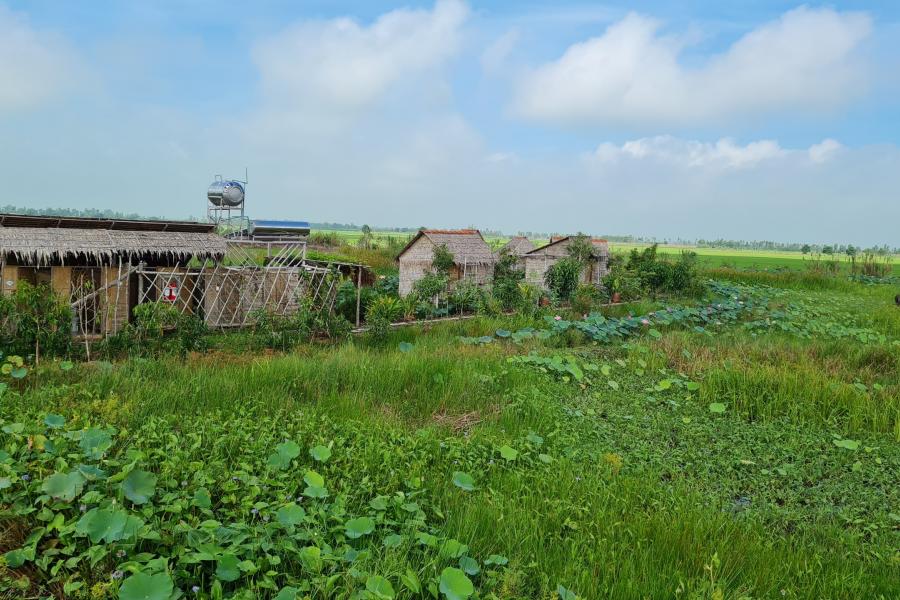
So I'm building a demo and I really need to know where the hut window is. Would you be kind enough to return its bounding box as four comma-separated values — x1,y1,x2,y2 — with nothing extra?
17,267,52,288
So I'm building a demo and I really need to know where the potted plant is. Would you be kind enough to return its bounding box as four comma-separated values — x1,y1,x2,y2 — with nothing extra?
603,271,622,303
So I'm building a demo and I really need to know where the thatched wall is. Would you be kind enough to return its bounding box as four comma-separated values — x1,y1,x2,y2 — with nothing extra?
397,230,495,297
524,237,610,290
399,235,435,297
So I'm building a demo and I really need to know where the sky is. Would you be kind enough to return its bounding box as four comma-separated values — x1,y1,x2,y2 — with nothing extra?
2,1,899,245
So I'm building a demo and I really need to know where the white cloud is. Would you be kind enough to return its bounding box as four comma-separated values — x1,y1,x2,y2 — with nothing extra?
253,0,468,115
808,138,843,163
485,151,516,163
0,5,78,111
589,135,846,169
515,7,872,126
481,29,519,74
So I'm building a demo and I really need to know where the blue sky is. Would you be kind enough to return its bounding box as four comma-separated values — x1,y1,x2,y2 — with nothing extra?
2,1,899,245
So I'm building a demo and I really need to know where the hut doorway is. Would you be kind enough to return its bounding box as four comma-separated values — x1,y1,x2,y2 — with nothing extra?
70,268,103,336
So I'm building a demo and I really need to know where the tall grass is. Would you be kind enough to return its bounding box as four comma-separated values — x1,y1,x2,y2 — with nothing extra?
648,331,899,436
701,363,896,435
703,267,859,292
11,338,898,598
5,280,899,599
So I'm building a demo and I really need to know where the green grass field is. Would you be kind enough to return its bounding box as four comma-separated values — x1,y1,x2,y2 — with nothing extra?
1,272,898,599
312,229,900,276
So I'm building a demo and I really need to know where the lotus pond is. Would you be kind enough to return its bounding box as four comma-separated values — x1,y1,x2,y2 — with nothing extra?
1,274,898,599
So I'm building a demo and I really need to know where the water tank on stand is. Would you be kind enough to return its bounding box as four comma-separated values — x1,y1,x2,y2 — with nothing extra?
207,179,245,207
207,174,247,229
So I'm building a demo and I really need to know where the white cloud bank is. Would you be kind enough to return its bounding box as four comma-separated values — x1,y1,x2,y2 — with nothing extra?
253,0,468,115
0,5,78,111
3,2,895,247
590,136,843,169
515,7,872,126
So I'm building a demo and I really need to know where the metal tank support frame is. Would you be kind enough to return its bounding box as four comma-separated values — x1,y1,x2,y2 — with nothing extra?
207,172,248,235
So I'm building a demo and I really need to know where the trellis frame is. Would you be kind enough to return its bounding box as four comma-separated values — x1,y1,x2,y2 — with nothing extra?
67,240,363,333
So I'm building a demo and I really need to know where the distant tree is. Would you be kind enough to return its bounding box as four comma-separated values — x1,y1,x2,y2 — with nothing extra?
846,245,858,273
801,244,811,255
358,224,373,249
566,234,595,264
822,246,834,255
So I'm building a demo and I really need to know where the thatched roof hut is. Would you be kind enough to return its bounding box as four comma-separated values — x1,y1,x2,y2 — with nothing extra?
524,236,610,289
496,236,535,257
397,229,495,296
0,214,226,265
398,229,495,264
526,236,609,259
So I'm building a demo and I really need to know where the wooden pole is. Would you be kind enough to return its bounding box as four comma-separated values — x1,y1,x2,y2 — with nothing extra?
355,267,362,327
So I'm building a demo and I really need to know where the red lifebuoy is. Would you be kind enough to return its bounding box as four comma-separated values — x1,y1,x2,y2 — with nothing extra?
163,282,179,302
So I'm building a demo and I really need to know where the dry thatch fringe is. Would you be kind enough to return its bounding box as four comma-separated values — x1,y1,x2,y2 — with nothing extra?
0,227,227,265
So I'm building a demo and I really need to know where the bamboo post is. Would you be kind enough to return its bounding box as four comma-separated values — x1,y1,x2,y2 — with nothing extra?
112,258,123,333
355,267,362,327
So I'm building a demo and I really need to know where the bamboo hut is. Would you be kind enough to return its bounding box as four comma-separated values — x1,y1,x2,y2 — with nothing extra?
0,214,226,335
397,229,495,297
495,236,535,268
0,213,373,335
524,236,610,289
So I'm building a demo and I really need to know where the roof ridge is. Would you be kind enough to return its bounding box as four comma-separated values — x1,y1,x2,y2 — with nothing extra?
423,228,480,234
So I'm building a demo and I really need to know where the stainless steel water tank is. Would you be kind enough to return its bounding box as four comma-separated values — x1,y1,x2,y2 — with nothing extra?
207,180,245,207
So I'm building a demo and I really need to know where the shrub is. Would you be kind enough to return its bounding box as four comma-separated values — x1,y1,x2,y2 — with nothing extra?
374,274,400,296
251,297,351,349
432,244,455,276
96,303,208,359
308,231,341,246
0,282,72,364
449,280,482,314
334,281,376,323
413,272,448,305
366,296,403,341
316,311,352,342
398,294,418,321
492,251,525,310
601,265,642,301
667,251,702,295
131,301,179,353
572,283,600,315
476,293,503,317
517,282,542,316
250,307,310,351
623,244,701,297
173,314,209,357
544,257,582,301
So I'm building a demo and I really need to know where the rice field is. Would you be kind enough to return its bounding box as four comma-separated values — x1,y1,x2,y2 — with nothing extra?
313,229,900,275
